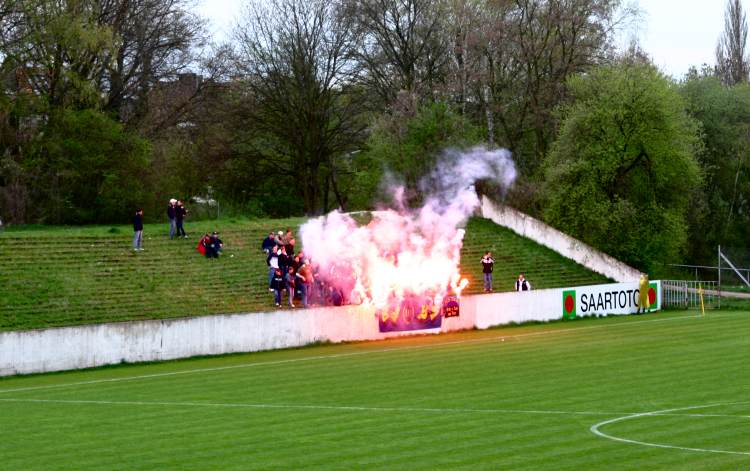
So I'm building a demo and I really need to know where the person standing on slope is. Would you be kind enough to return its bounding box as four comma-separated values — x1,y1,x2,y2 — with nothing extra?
481,252,495,292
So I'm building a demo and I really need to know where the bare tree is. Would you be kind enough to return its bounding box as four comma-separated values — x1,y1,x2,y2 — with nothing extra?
95,0,208,130
716,0,749,85
348,0,452,105
0,0,207,119
442,0,511,145
0,1,27,63
478,0,630,175
234,0,367,214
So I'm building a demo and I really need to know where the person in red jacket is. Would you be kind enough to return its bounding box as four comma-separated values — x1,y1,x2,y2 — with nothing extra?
197,233,211,256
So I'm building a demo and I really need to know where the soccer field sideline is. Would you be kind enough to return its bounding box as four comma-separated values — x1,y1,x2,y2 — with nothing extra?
1,310,748,470
0,311,706,395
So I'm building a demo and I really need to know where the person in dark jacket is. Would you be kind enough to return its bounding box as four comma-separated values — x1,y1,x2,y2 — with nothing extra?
329,286,343,306
167,199,177,239
133,209,144,251
284,228,295,256
175,200,188,238
261,232,276,254
515,273,531,291
285,266,296,308
267,245,280,289
278,245,290,274
480,251,494,292
208,231,223,258
291,255,302,272
271,268,285,307
296,250,307,266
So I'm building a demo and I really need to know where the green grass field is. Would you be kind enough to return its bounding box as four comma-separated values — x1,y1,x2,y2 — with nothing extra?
0,216,609,331
1,310,747,470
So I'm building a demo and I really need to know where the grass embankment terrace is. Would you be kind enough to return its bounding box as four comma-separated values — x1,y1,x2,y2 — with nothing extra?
0,310,747,469
0,216,609,332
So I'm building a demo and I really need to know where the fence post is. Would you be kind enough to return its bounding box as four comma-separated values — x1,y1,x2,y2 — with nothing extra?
684,282,688,308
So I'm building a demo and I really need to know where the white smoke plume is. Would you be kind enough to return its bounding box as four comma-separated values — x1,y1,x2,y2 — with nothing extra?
300,146,516,308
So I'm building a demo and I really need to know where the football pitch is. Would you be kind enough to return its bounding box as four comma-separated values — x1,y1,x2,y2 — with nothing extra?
0,311,748,470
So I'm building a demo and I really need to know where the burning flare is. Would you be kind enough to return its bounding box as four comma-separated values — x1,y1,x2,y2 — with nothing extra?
301,146,516,310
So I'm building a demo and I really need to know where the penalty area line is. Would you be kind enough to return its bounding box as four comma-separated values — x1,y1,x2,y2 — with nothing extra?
0,312,706,396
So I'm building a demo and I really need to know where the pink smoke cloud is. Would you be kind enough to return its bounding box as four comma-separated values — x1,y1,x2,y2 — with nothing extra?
301,146,516,309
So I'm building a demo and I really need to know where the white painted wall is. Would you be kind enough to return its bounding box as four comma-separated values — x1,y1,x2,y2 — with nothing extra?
0,281,660,377
480,196,642,282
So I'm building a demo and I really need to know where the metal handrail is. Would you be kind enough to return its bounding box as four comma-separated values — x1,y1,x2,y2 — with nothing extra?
661,280,719,310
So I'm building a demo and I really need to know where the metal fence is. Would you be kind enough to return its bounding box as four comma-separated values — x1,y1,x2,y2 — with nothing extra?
662,280,720,310
667,263,750,285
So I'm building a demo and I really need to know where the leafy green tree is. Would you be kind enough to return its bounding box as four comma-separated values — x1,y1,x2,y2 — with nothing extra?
0,0,209,224
356,100,483,208
26,109,150,223
543,63,702,273
3,0,117,110
681,71,750,263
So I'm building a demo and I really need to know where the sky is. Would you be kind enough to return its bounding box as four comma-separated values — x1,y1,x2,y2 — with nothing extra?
197,0,732,80
627,0,727,79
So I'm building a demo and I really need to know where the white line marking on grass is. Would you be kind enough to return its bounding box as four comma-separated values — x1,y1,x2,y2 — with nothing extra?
1,398,748,423
0,313,712,395
590,403,750,456
0,397,618,416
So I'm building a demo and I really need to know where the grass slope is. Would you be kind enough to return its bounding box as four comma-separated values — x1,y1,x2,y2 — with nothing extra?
0,216,609,331
461,218,610,292
0,310,747,469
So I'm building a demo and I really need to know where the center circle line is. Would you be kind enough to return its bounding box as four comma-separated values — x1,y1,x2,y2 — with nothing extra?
590,402,750,456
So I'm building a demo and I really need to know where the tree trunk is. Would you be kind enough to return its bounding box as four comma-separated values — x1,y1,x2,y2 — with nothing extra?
304,162,319,215
484,53,495,147
328,160,346,211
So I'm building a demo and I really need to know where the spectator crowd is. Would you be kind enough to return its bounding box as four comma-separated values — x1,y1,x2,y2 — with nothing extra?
133,201,533,311
131,202,326,311
262,229,346,309
132,199,227,261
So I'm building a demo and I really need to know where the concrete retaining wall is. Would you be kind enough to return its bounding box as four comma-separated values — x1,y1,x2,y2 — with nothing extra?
480,196,642,282
0,281,658,376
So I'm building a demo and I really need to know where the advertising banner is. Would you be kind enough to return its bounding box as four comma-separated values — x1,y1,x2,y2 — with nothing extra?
378,296,443,332
561,280,661,319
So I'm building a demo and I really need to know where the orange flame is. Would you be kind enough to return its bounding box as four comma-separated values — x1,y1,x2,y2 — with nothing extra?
301,209,467,310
